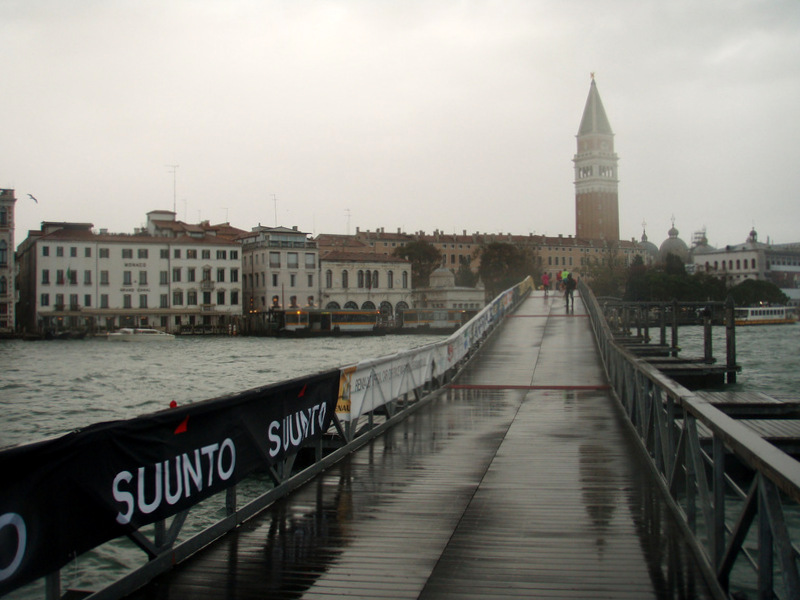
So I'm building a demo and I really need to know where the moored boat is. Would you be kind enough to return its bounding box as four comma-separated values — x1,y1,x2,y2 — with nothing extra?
107,328,176,341
733,305,797,326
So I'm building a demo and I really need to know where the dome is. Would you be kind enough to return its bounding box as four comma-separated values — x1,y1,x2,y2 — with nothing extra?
659,223,689,263
690,230,716,257
638,229,659,264
429,266,455,288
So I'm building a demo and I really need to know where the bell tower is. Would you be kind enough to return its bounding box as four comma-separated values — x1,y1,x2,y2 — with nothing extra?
574,75,619,241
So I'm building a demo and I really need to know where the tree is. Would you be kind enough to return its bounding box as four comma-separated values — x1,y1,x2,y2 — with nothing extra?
729,279,789,306
477,242,534,298
454,262,479,287
393,240,441,288
585,243,627,297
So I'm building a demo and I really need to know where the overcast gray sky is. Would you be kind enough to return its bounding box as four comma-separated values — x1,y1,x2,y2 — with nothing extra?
3,0,799,249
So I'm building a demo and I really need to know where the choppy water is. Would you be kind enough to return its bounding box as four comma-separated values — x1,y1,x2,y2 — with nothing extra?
0,334,442,450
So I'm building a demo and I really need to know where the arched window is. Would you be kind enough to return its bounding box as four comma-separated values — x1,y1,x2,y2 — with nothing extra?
364,270,370,289
395,301,409,314
325,269,333,288
402,271,409,288
344,300,358,309
372,271,379,288
325,301,341,309
361,301,376,310
342,270,349,288
388,270,394,289
379,301,393,318
0,240,6,266
357,270,364,288
0,208,7,226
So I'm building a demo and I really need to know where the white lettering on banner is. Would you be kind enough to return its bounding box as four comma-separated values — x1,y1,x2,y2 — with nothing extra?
0,513,26,582
113,438,236,525
267,401,327,458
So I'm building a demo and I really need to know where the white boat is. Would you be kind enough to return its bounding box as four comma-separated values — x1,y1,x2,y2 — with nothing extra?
733,305,797,326
107,328,176,341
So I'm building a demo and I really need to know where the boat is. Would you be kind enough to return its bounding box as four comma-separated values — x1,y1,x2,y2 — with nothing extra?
733,305,797,326
266,308,383,336
107,328,176,341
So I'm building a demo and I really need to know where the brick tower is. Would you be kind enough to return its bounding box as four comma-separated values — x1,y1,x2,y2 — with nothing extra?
574,75,619,242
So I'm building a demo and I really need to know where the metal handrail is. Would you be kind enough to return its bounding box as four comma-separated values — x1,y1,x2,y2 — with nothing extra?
580,279,800,599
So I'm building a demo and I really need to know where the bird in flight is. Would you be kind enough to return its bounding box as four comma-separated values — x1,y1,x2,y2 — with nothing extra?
28,194,38,203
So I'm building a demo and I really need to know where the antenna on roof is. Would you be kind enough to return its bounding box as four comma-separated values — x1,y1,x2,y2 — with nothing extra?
166,165,179,213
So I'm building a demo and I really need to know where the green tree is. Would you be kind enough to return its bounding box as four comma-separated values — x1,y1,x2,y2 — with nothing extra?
393,240,441,288
478,242,534,298
585,243,627,297
729,279,789,306
454,262,479,287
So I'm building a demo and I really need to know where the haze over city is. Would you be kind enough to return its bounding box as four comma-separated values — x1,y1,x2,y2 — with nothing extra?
2,0,799,249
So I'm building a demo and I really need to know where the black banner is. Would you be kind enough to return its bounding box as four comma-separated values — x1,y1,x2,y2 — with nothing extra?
0,370,340,596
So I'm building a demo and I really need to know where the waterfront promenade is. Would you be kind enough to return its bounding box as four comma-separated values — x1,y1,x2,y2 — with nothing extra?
126,292,718,599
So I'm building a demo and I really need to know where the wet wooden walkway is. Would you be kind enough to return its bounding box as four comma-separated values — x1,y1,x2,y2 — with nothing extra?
125,293,718,599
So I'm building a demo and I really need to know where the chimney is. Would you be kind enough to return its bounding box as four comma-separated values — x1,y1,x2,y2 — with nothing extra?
292,225,298,231
356,226,360,234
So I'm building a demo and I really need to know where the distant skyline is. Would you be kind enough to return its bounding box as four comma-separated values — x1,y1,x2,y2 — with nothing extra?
3,1,799,249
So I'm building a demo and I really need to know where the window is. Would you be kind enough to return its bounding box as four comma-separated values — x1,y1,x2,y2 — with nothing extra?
84,270,92,285
305,253,315,269
138,249,148,259
269,252,280,268
160,271,168,285
202,268,211,282
84,294,92,308
372,271,379,288
202,291,211,305
41,270,50,285
85,247,92,258
202,250,210,260
123,294,132,308
56,270,65,285
123,271,132,286
161,249,169,259
388,271,394,289
325,270,332,288
230,268,239,283
68,270,77,285
217,290,225,305
230,250,238,260
307,274,313,287
139,271,148,285
187,291,197,305
342,270,349,288
290,274,296,287
139,295,148,308
100,271,109,285
402,271,408,288
70,247,77,257
100,294,109,309
55,293,64,308
217,268,225,282
122,249,133,259
231,291,239,305
160,294,169,308
100,248,109,258
42,246,50,257
287,252,299,268
187,267,196,282
217,250,227,260
358,270,364,288
56,247,64,257
40,293,50,306
0,242,5,266
174,249,181,259
173,290,184,305
187,249,197,259
172,268,181,282
0,277,5,294
272,273,278,286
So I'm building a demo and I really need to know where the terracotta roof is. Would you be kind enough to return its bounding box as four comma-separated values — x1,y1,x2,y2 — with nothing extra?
320,251,409,264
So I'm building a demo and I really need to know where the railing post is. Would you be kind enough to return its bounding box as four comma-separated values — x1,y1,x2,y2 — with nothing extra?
45,572,60,600
703,308,713,363
713,434,725,569
671,299,679,358
758,475,774,599
725,296,737,384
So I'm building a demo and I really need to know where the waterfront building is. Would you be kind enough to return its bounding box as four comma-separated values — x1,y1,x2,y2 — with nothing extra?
412,266,485,310
691,227,800,296
240,225,318,312
0,189,16,333
574,75,620,242
15,211,244,334
319,251,412,319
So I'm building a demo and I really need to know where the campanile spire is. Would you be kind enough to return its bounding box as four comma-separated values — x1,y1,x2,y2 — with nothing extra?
573,76,619,241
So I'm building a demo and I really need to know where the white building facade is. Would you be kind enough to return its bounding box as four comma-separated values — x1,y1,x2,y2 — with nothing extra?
320,251,413,319
16,216,243,334
241,226,319,312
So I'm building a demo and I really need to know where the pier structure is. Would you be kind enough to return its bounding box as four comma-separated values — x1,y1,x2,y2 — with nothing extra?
4,280,800,600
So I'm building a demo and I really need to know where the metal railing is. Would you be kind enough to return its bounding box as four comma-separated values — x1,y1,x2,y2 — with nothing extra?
580,280,800,600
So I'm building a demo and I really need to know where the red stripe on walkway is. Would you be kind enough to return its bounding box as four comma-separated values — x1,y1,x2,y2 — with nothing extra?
448,384,611,391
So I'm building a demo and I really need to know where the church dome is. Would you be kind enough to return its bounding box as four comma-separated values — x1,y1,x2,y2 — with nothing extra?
638,229,659,264
659,222,689,263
